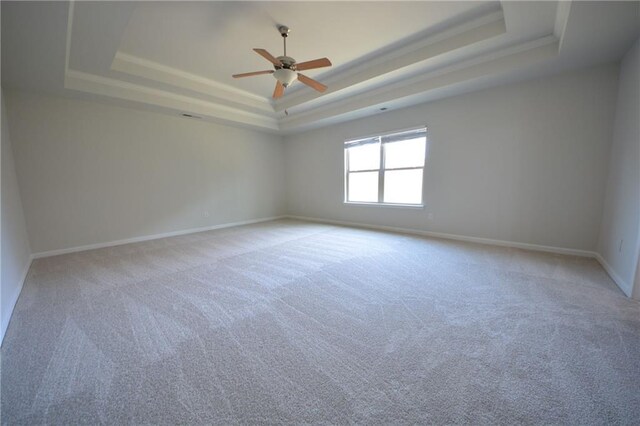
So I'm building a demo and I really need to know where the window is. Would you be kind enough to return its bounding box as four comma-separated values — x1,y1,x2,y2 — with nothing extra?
344,127,427,206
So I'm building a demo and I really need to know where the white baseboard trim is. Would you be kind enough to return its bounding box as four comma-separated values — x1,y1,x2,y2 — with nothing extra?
32,215,287,259
594,253,632,297
286,215,597,258
1,255,33,346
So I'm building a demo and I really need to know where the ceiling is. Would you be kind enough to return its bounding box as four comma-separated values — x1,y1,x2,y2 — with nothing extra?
120,1,491,99
2,1,639,134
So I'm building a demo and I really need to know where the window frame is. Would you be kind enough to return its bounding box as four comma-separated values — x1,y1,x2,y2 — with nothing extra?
343,126,428,208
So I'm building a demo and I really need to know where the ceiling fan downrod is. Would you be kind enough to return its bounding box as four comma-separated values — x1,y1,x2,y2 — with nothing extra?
279,25,290,58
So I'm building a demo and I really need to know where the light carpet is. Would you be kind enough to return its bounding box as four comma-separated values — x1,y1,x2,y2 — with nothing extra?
1,219,639,424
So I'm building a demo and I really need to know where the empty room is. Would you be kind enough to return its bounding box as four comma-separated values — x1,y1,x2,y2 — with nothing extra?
1,0,639,424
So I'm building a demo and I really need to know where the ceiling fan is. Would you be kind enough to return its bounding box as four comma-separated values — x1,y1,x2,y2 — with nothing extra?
232,25,332,99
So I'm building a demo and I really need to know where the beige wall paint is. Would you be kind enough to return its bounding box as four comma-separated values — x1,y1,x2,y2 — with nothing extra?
285,64,619,252
598,39,640,298
4,91,286,254
1,89,32,342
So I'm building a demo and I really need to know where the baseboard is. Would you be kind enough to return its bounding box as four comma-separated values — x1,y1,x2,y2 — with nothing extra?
286,215,597,258
1,255,33,346
32,215,287,259
3,215,285,344
594,253,632,297
288,214,639,298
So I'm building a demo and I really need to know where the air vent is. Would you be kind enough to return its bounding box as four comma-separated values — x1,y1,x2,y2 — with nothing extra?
181,113,202,119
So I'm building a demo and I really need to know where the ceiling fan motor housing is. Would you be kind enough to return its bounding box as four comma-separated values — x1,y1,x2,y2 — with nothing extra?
277,56,296,69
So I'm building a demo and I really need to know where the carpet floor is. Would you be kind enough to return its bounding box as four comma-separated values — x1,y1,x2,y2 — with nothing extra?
1,219,639,424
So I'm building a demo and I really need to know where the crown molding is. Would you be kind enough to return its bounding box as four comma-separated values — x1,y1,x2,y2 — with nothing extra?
107,8,507,119
63,33,558,135
64,1,277,131
554,1,572,51
274,9,507,112
64,70,279,131
111,52,275,115
59,1,566,134
279,35,559,133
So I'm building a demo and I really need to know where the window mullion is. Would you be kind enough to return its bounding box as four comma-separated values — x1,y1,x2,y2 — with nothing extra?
348,168,382,173
383,166,424,172
378,138,385,203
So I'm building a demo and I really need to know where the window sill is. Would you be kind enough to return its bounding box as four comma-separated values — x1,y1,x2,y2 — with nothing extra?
343,201,425,209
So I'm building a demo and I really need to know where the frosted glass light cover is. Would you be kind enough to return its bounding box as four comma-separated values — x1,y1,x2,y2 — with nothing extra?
273,68,298,87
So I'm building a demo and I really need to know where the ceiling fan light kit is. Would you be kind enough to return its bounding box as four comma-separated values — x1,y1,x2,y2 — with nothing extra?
273,68,297,87
232,25,332,99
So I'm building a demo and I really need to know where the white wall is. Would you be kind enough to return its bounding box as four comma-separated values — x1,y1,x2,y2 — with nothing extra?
285,64,619,252
4,91,286,254
598,39,640,298
1,89,32,342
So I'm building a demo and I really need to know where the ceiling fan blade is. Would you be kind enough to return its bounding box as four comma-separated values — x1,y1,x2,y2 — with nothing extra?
232,70,274,78
273,81,285,99
254,48,282,66
297,73,327,93
295,57,332,71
